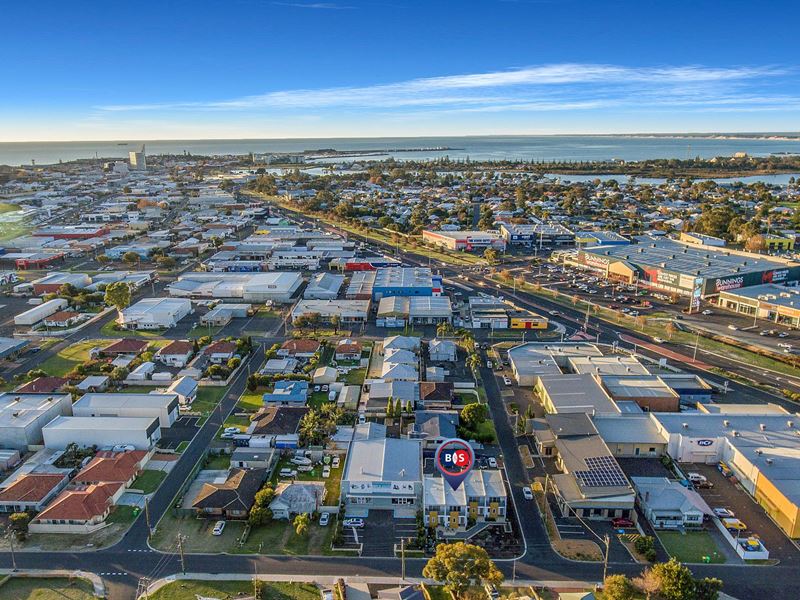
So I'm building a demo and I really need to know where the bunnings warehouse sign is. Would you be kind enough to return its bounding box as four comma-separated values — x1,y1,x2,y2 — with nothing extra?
704,265,800,296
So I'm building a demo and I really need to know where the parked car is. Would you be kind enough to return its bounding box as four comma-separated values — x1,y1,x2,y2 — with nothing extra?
722,517,747,531
611,517,634,528
728,324,739,331
687,472,708,484
322,465,331,478
522,486,533,501
713,508,735,518
653,337,665,344
343,518,364,528
487,457,498,468
319,512,330,526
279,468,297,479
484,584,500,600
701,310,713,315
224,427,240,434
778,332,789,338
212,520,226,536
332,456,341,468
502,376,512,386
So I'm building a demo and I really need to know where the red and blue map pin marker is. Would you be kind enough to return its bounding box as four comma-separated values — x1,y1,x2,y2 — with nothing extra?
435,438,475,491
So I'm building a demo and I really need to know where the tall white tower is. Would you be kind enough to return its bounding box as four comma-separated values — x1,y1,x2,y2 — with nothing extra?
129,145,147,170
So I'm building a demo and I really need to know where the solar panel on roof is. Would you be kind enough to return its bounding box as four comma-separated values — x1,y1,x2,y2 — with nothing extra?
575,456,629,488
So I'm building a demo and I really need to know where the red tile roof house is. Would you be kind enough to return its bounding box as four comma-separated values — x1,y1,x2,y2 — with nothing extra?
101,338,149,357
335,339,362,361
155,340,195,368
203,340,238,364
73,450,149,488
277,339,321,359
0,472,70,513
15,376,69,394
43,311,83,328
29,482,124,534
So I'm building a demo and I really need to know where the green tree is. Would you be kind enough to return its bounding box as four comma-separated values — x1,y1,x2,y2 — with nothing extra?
466,353,481,372
293,512,310,536
422,542,503,598
122,251,140,266
651,558,696,600
394,397,402,417
603,575,635,600
483,247,499,265
695,577,723,600
461,402,489,428
156,255,176,268
330,314,342,334
405,400,414,414
386,397,395,418
9,512,30,540
104,281,131,314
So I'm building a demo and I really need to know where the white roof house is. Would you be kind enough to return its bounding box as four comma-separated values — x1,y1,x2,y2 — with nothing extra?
72,393,179,427
42,416,161,451
118,297,192,329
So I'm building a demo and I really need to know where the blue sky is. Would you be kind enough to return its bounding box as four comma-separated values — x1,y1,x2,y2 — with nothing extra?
1,0,799,141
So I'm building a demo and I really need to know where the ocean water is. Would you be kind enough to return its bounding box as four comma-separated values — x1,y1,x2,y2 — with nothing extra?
1,135,800,169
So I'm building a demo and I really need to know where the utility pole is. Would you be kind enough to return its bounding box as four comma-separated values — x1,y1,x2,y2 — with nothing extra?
254,562,259,600
602,533,610,583
512,558,517,583
8,531,17,572
137,577,151,600
177,534,186,574
401,537,406,581
693,331,700,362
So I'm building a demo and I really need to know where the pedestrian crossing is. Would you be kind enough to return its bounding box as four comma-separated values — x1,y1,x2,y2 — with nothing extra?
99,572,128,577
126,548,154,552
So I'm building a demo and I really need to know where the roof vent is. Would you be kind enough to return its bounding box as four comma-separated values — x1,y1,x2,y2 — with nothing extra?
733,430,740,437
723,420,730,427
755,449,763,455
760,423,767,431
766,458,774,465
682,422,689,429
788,420,794,428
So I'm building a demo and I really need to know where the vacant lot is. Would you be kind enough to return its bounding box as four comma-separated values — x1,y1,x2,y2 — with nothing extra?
657,530,725,564
38,339,104,376
0,577,96,600
148,580,320,600
131,469,167,493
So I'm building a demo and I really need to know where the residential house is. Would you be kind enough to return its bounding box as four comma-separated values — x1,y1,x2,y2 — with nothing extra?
155,340,195,368
269,481,326,520
262,380,309,406
166,376,198,406
30,482,124,534
632,477,711,530
191,468,268,519
43,311,82,328
76,376,110,393
277,339,321,360
230,448,278,470
428,339,457,362
0,472,70,513
409,411,459,449
418,382,454,410
15,376,69,394
247,406,309,436
203,340,237,364
261,358,299,375
335,339,362,361
72,450,148,488
101,338,148,357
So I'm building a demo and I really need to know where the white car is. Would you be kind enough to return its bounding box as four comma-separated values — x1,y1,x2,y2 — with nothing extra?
701,310,713,315
212,520,226,536
502,376,512,386
487,457,498,468
322,466,331,478
728,324,739,331
713,508,735,519
224,427,240,434
319,512,330,526
653,337,665,344
522,486,533,500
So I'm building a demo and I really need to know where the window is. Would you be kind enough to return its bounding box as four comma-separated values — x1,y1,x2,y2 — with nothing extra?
351,496,370,504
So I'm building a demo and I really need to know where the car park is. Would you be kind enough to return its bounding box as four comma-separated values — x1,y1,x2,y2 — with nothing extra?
212,520,226,536
522,486,533,500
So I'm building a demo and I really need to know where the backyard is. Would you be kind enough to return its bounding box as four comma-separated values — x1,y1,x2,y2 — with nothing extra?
38,339,105,376
148,580,320,600
0,577,96,600
657,530,726,564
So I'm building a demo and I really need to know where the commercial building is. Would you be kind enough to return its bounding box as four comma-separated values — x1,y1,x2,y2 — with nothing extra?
31,272,92,295
345,271,376,300
423,469,507,530
468,297,547,330
717,283,800,328
168,272,303,303
341,437,423,517
422,230,506,252
535,374,619,415
376,296,453,327
573,236,800,299
14,298,69,326
303,272,345,300
534,413,635,520
291,299,370,324
598,375,680,413
592,414,667,458
32,225,110,240
118,298,192,330
72,393,179,427
42,416,162,450
575,231,630,247
371,267,443,300
0,393,73,451
508,342,603,387
500,222,575,246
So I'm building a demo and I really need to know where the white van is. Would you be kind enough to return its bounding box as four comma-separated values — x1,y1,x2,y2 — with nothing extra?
687,472,707,484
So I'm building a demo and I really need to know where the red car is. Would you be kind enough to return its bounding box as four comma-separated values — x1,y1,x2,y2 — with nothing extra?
611,517,634,528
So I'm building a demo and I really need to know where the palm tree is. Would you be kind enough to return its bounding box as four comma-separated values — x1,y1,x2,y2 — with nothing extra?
466,353,481,372
436,322,452,338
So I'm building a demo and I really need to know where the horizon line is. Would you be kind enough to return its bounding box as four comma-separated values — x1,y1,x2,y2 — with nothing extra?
2,131,800,145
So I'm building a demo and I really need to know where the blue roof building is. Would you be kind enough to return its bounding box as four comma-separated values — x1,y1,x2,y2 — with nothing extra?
262,380,309,406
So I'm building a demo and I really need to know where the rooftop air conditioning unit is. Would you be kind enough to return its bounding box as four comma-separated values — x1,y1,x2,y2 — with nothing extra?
755,449,763,455
682,422,689,429
788,421,794,428
760,423,767,431
723,420,730,427
766,458,774,465
733,430,740,437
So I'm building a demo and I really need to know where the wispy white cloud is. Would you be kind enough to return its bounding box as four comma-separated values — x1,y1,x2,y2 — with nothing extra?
95,63,793,115
273,2,354,9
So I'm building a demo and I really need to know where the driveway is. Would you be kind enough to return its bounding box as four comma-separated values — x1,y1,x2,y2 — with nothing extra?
357,512,416,557
158,415,200,450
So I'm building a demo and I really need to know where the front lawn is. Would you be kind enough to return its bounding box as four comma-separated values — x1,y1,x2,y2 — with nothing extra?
657,530,725,564
186,386,226,416
205,453,231,470
106,504,140,525
99,321,165,338
342,367,366,385
38,339,105,376
238,391,265,411
148,580,320,600
0,577,96,600
236,518,336,556
131,469,167,493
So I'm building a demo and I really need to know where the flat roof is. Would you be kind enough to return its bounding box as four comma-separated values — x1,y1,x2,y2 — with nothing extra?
424,230,503,240
719,283,800,309
601,376,679,399
568,355,650,376
374,267,435,289
0,393,70,429
74,393,178,411
501,222,574,236
344,438,422,483
538,374,619,414
43,415,158,431
593,414,666,444
584,236,798,279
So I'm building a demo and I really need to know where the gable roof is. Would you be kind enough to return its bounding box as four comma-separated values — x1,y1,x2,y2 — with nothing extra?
248,406,309,435
157,340,194,355
203,340,237,355
280,339,321,354
419,382,454,402
192,468,267,512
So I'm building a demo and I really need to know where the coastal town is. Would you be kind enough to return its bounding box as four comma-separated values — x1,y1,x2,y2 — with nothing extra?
0,145,797,600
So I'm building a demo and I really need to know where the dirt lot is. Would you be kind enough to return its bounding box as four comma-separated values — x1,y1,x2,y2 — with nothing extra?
688,462,800,564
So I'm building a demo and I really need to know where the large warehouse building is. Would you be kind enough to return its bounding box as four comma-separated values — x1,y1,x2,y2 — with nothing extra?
422,230,506,252
571,236,800,298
